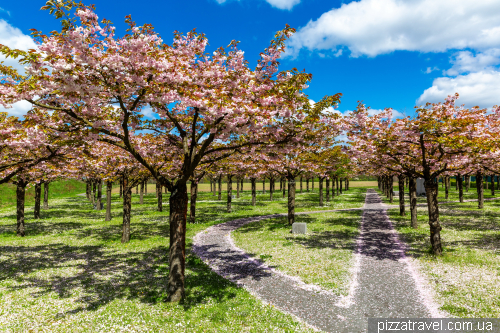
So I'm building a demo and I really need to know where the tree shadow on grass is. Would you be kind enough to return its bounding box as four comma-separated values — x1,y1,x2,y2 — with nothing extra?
0,221,87,237
0,243,238,315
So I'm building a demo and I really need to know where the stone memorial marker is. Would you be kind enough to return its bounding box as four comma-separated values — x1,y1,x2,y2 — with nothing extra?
292,222,307,234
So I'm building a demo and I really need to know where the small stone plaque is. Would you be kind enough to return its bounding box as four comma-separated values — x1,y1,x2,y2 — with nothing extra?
292,223,307,234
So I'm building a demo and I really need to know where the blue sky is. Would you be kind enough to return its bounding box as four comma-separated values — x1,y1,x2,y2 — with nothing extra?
1,0,500,118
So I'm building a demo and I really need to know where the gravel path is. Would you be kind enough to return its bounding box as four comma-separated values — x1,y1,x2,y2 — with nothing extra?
192,189,444,332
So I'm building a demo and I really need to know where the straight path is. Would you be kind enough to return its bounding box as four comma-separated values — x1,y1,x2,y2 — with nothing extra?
192,189,443,332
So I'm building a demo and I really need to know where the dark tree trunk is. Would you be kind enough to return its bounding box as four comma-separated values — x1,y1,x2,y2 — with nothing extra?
86,180,90,200
236,178,240,198
121,176,132,243
287,175,296,225
457,173,463,203
326,178,330,202
409,176,418,229
306,178,309,192
336,177,339,196
34,181,41,219
218,175,222,201
477,171,484,209
105,181,112,221
251,178,256,206
190,181,198,223
424,181,443,255
340,178,343,194
398,175,405,216
157,181,163,212
43,181,49,209
92,180,97,204
165,185,168,194
136,185,139,194
346,178,349,191
212,179,216,196
282,177,286,198
16,181,27,236
319,177,324,206
167,182,188,303
300,176,303,193
119,179,123,198
466,175,470,192
389,176,393,203
262,178,265,194
444,175,449,199
269,178,274,201
97,179,103,210
140,180,144,205
491,175,495,196
227,175,233,213
145,179,147,194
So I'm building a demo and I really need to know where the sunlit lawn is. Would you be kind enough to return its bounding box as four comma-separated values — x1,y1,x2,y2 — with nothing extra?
0,184,366,332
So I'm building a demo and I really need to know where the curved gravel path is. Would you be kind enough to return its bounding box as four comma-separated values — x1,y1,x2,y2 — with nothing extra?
193,189,446,332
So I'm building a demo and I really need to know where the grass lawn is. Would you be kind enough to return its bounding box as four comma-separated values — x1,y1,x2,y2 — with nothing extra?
380,184,500,318
0,184,365,332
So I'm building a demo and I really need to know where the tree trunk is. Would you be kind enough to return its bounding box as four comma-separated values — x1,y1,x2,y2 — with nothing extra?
34,181,41,219
319,177,324,206
97,179,103,210
92,180,97,204
167,182,188,302
466,175,470,192
227,175,233,213
190,181,198,223
269,178,274,201
409,176,418,229
300,176,303,193
262,178,265,194
389,176,393,203
140,180,144,205
336,177,339,196
251,178,256,206
477,171,484,209
424,181,443,255
218,175,222,201
346,178,349,191
212,179,216,196
119,179,123,198
326,178,330,202
121,176,132,243
136,185,139,194
287,175,296,225
86,180,90,200
282,177,286,198
340,178,343,194
491,175,495,196
157,181,163,212
145,179,147,194
444,175,449,199
16,181,27,236
306,178,309,192
457,173,463,203
105,181,112,221
43,181,49,209
398,175,405,216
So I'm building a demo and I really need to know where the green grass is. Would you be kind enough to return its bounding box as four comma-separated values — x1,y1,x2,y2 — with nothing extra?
232,210,362,296
0,185,365,332
382,185,500,318
0,179,86,209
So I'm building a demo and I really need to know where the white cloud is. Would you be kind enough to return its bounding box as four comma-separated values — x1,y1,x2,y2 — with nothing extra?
444,49,500,76
367,108,404,119
285,0,500,58
214,0,300,10
265,0,300,10
0,19,37,73
425,66,439,74
0,100,32,118
417,71,500,108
